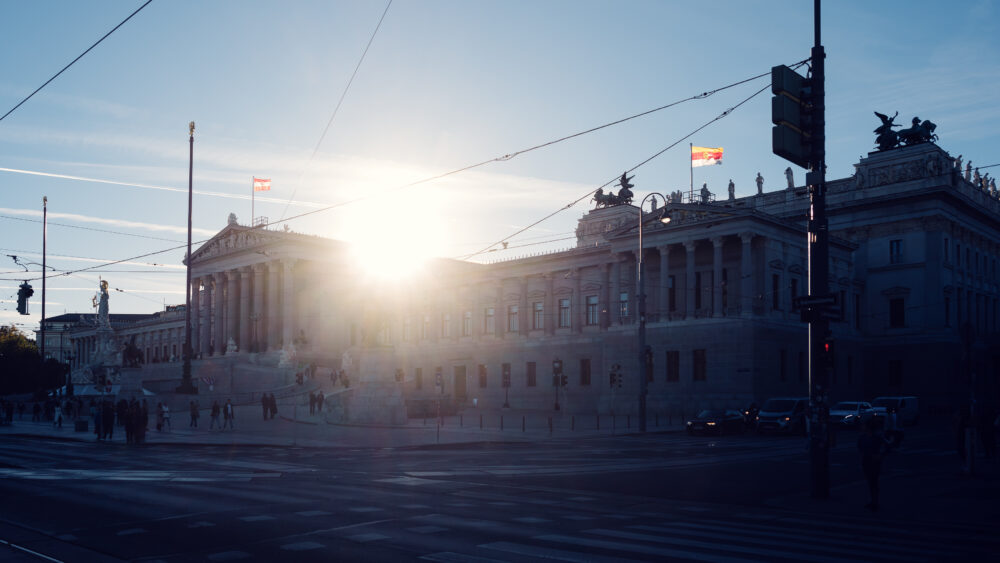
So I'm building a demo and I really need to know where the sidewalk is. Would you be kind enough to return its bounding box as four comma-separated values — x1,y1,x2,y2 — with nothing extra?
0,407,688,449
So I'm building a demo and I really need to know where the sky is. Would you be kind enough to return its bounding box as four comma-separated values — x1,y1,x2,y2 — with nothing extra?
2,0,999,334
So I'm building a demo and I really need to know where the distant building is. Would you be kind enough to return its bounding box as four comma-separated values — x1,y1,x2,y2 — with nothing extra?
42,141,1000,415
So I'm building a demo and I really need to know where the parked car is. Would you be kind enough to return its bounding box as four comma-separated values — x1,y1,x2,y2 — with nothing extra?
871,396,919,426
756,397,808,435
829,401,875,429
686,409,745,435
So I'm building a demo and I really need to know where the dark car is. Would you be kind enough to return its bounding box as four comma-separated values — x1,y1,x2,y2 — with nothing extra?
686,409,745,435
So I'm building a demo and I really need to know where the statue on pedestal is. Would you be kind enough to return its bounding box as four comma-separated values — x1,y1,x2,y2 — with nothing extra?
728,179,735,200
226,337,238,354
785,167,794,189
755,172,764,195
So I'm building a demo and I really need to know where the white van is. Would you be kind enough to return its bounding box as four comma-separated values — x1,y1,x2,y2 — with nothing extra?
871,396,919,426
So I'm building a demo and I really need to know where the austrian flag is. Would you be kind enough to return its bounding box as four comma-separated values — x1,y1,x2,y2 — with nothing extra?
253,177,271,191
691,146,723,167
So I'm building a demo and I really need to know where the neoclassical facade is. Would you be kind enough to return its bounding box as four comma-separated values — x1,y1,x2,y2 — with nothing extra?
44,141,1000,415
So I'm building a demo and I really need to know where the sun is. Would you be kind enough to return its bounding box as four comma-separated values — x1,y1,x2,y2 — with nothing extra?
343,198,451,282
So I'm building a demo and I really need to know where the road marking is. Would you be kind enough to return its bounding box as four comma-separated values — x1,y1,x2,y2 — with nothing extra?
239,515,275,522
376,476,435,486
347,532,390,543
349,507,384,513
295,510,331,517
512,516,549,524
407,525,448,534
280,541,325,551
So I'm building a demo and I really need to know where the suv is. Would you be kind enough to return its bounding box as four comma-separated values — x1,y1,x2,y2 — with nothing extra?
756,397,808,434
871,396,919,426
829,401,875,429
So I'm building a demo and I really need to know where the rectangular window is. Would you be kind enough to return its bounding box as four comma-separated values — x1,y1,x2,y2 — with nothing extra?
526,361,537,387
462,311,472,337
420,315,431,340
442,313,451,338
692,349,706,381
580,358,591,386
415,367,423,390
695,272,703,309
668,275,677,312
484,307,495,334
507,304,519,333
889,239,902,264
618,291,629,320
532,302,543,330
780,349,787,382
478,364,487,388
772,274,780,310
558,298,571,328
586,295,599,325
666,351,679,382
889,298,905,328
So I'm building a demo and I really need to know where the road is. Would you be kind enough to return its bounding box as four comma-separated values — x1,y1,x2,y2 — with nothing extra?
0,422,997,562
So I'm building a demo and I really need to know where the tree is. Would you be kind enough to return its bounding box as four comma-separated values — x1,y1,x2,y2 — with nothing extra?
0,325,42,394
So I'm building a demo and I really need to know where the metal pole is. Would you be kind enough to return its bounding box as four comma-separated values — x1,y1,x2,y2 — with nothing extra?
807,0,829,499
178,122,198,394
638,198,647,433
41,196,47,365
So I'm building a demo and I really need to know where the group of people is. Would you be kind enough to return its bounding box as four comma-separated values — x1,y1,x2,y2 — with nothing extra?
260,393,278,420
309,390,325,415
209,399,236,430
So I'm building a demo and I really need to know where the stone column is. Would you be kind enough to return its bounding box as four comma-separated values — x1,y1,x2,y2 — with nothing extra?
658,245,671,320
226,270,239,352
238,268,252,352
684,241,697,317
282,259,297,348
191,278,201,357
544,274,555,335
712,236,724,317
740,232,754,318
267,262,280,351
600,263,611,329
252,264,265,351
610,258,621,325
200,276,212,355
213,273,225,355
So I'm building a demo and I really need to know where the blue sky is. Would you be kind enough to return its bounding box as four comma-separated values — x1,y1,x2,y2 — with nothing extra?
2,0,998,332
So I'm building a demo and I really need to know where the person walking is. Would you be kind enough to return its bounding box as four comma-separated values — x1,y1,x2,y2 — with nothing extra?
53,402,64,429
210,400,221,430
223,399,235,430
156,402,164,431
189,400,199,428
262,394,269,420
162,403,171,431
858,418,888,511
269,393,278,420
309,391,316,415
316,391,324,414
101,400,115,441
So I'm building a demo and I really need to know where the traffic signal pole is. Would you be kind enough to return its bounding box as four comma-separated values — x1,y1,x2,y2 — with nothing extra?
807,0,830,499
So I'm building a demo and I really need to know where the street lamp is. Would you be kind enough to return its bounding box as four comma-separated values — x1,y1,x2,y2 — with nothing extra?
637,192,671,432
178,121,198,394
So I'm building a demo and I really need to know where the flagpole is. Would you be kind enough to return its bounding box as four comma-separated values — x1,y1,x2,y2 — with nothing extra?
689,143,693,203
251,177,255,227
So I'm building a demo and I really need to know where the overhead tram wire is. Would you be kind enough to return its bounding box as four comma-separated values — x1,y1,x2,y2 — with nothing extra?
0,0,154,124
461,81,776,261
7,64,797,284
278,0,394,222
0,214,185,243
265,63,800,230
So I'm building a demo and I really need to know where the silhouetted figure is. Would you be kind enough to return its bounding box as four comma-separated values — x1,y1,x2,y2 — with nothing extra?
755,172,763,194
210,400,221,429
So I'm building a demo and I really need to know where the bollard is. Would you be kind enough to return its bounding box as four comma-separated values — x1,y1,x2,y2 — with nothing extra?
571,415,575,431
480,414,483,429
523,415,526,433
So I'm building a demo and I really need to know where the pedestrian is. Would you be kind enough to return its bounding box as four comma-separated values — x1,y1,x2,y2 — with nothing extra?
156,402,164,431
189,400,199,428
309,391,316,415
262,394,269,420
858,418,888,511
269,393,278,419
125,400,136,444
138,399,149,443
316,391,324,413
91,399,101,439
102,400,115,441
32,402,41,422
210,400,221,430
162,403,171,431
53,402,64,428
223,399,235,430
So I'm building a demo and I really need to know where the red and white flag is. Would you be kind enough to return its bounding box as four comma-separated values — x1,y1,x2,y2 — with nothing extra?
253,177,271,191
691,146,723,167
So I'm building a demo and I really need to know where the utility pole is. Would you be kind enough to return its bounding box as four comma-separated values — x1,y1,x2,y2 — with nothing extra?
772,0,829,498
177,122,198,394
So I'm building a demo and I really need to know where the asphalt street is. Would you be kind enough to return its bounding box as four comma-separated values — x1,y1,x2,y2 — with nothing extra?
0,420,997,562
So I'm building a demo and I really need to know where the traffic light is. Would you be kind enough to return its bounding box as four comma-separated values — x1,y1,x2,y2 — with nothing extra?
502,363,511,388
771,64,814,169
823,337,836,368
560,374,568,387
16,282,32,315
609,371,617,388
552,359,562,376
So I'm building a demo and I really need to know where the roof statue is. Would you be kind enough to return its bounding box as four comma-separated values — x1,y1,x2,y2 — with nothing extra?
592,172,635,208
874,111,938,151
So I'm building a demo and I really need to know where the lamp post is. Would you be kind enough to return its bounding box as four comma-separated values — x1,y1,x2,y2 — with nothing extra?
637,192,671,433
177,121,198,394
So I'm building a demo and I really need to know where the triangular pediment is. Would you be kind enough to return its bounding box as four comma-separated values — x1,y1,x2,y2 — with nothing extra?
188,224,291,265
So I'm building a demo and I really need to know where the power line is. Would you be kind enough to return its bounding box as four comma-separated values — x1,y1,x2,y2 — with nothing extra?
0,0,155,124
462,81,775,261
0,214,184,242
278,0,393,222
